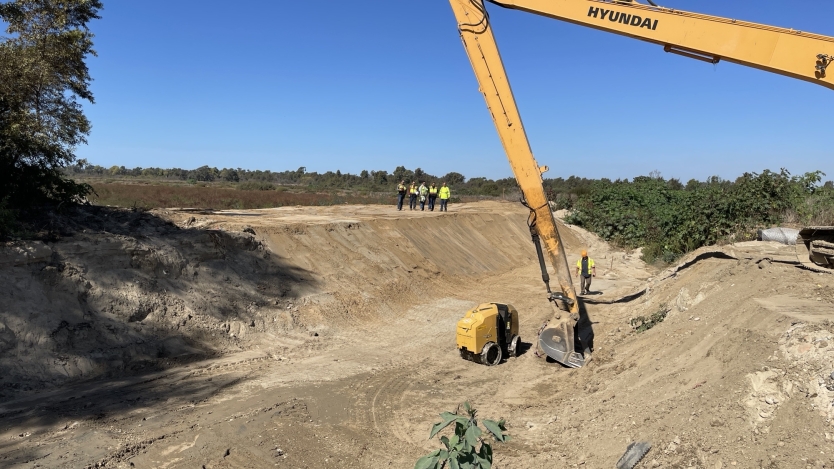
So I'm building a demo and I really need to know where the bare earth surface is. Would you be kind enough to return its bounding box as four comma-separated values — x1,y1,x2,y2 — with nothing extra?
1,201,833,468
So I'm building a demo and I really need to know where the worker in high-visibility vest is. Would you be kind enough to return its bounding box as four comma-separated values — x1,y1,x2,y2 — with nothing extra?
575,250,596,295
438,182,451,212
396,180,407,211
428,183,439,211
418,181,429,211
408,182,418,210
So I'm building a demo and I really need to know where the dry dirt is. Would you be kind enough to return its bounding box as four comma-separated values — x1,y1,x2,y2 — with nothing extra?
0,201,832,468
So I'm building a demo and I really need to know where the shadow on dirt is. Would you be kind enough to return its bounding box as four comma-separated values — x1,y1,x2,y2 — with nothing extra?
0,205,317,404
515,341,534,357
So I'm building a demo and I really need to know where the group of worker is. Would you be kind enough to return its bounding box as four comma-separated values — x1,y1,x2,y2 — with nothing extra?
396,180,451,212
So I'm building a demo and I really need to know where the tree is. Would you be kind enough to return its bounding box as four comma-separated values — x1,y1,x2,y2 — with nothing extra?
393,165,414,183
219,168,239,182
0,0,102,211
371,170,388,184
414,167,427,182
442,172,466,186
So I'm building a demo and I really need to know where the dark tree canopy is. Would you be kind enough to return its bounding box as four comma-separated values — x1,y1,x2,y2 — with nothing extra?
0,0,102,209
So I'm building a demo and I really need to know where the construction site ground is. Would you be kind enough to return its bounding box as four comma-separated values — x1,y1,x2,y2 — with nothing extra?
1,201,833,469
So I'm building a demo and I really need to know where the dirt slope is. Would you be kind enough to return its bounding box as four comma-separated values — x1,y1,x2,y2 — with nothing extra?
0,201,832,469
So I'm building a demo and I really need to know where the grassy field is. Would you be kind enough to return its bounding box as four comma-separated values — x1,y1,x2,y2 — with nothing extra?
88,183,395,210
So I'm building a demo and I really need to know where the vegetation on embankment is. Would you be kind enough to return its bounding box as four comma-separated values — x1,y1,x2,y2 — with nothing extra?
88,183,394,210
562,169,834,263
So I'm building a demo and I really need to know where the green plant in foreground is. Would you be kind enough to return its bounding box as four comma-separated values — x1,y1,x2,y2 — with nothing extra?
630,304,670,333
415,402,510,469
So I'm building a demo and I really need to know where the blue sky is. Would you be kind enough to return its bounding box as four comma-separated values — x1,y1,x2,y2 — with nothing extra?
76,0,834,182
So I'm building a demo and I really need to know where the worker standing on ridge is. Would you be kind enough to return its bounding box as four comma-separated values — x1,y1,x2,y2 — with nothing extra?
396,180,407,211
575,250,596,295
409,182,418,210
418,181,429,211
428,182,439,211
439,182,450,212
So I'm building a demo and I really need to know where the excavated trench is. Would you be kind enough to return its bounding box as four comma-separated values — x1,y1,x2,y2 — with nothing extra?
2,201,834,469
0,202,554,398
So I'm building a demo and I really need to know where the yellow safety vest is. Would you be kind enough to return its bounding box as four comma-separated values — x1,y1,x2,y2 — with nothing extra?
439,187,451,199
576,258,595,277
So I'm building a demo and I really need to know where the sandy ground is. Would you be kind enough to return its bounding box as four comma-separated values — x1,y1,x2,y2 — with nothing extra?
0,201,833,468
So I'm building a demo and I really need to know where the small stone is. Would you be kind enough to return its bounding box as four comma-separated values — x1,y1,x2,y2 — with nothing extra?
694,317,701,321
765,396,778,405
778,441,785,447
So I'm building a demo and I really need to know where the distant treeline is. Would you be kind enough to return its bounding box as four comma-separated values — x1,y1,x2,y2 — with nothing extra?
66,162,598,197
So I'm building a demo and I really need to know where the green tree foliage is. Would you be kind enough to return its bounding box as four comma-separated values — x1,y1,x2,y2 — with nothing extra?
0,0,102,211
415,402,509,469
565,169,832,263
442,171,466,185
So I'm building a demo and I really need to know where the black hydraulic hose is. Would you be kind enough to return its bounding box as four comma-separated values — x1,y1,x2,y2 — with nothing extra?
531,229,552,294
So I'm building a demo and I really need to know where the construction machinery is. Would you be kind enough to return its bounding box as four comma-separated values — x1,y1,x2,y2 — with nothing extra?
797,227,834,272
448,0,834,367
457,303,521,366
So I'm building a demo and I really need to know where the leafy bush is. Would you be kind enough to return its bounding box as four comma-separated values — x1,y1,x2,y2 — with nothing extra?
565,169,828,263
415,402,509,469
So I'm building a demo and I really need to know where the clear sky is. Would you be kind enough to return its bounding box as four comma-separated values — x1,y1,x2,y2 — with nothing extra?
76,0,834,182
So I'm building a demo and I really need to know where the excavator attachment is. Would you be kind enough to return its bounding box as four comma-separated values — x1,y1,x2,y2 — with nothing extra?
539,320,586,368
796,227,834,273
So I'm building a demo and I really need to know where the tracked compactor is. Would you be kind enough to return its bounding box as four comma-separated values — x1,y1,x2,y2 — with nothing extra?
797,227,834,272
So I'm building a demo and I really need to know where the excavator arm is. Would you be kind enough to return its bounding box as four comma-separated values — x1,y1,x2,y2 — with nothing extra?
485,0,834,89
447,0,834,368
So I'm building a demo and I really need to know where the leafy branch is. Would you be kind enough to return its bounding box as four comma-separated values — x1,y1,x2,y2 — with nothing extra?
415,402,510,469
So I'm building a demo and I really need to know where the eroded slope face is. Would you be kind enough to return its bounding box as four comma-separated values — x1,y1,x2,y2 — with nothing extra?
0,202,544,398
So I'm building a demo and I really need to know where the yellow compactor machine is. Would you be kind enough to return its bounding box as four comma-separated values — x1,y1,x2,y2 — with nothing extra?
457,303,521,366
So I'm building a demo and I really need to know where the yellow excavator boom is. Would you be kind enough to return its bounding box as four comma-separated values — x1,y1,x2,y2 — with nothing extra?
487,0,834,90
447,0,834,367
